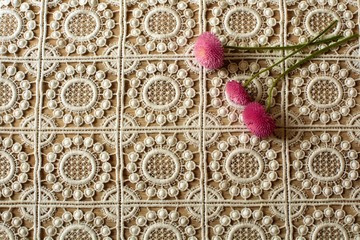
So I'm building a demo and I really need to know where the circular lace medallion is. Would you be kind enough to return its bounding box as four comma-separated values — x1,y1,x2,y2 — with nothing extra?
122,115,138,145
144,7,181,40
351,188,360,213
224,7,262,38
101,115,117,147
185,114,220,145
142,149,180,185
20,115,56,147
60,79,98,112
24,46,59,76
305,9,341,36
185,188,203,220
0,151,15,185
274,112,303,143
270,187,305,219
123,188,139,220
349,114,360,142
311,223,348,240
59,224,98,240
0,224,15,240
186,187,223,220
0,78,17,112
64,10,101,41
103,45,118,73
225,149,264,184
20,188,55,221
185,45,200,72
347,44,360,72
143,223,183,240
306,77,343,109
0,9,22,41
59,150,97,185
102,188,117,220
143,76,180,111
124,44,140,74
308,148,345,182
227,223,266,240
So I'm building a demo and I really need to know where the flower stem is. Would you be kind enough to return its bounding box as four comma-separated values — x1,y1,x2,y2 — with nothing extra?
224,35,341,51
265,34,359,112
243,20,338,88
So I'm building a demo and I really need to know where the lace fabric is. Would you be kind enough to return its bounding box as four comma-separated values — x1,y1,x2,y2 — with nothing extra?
0,0,359,239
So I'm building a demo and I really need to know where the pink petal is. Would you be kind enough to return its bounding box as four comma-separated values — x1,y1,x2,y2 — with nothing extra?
225,80,252,106
194,32,224,70
243,102,276,138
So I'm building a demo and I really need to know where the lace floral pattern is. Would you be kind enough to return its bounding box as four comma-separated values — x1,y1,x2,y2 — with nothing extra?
0,1,40,57
207,0,281,47
0,63,35,127
45,0,120,56
42,62,118,127
0,0,359,239
126,0,199,54
124,60,200,126
288,60,359,125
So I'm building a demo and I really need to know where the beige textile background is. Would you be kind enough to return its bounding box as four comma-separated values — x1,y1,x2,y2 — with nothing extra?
0,0,359,239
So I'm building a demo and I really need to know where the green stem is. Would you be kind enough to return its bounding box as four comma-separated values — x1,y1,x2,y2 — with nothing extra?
224,35,341,51
243,20,338,88
265,34,359,111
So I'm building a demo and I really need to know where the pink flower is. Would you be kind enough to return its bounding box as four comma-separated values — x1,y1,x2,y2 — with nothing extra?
194,32,224,70
225,80,252,107
242,102,276,138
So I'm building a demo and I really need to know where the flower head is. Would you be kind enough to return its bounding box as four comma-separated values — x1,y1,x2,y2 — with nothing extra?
225,80,252,107
242,102,276,138
194,32,224,69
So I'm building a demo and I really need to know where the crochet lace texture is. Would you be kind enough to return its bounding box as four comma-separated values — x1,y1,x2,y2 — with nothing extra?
0,0,359,239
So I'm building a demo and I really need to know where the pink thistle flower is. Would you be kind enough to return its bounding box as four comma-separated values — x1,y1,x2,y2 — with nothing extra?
242,102,276,138
225,80,252,107
194,32,224,70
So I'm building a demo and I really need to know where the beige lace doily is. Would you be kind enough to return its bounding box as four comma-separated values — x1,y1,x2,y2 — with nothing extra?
0,0,359,239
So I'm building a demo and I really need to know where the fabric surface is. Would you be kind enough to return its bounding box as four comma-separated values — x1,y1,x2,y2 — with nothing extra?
0,0,359,239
